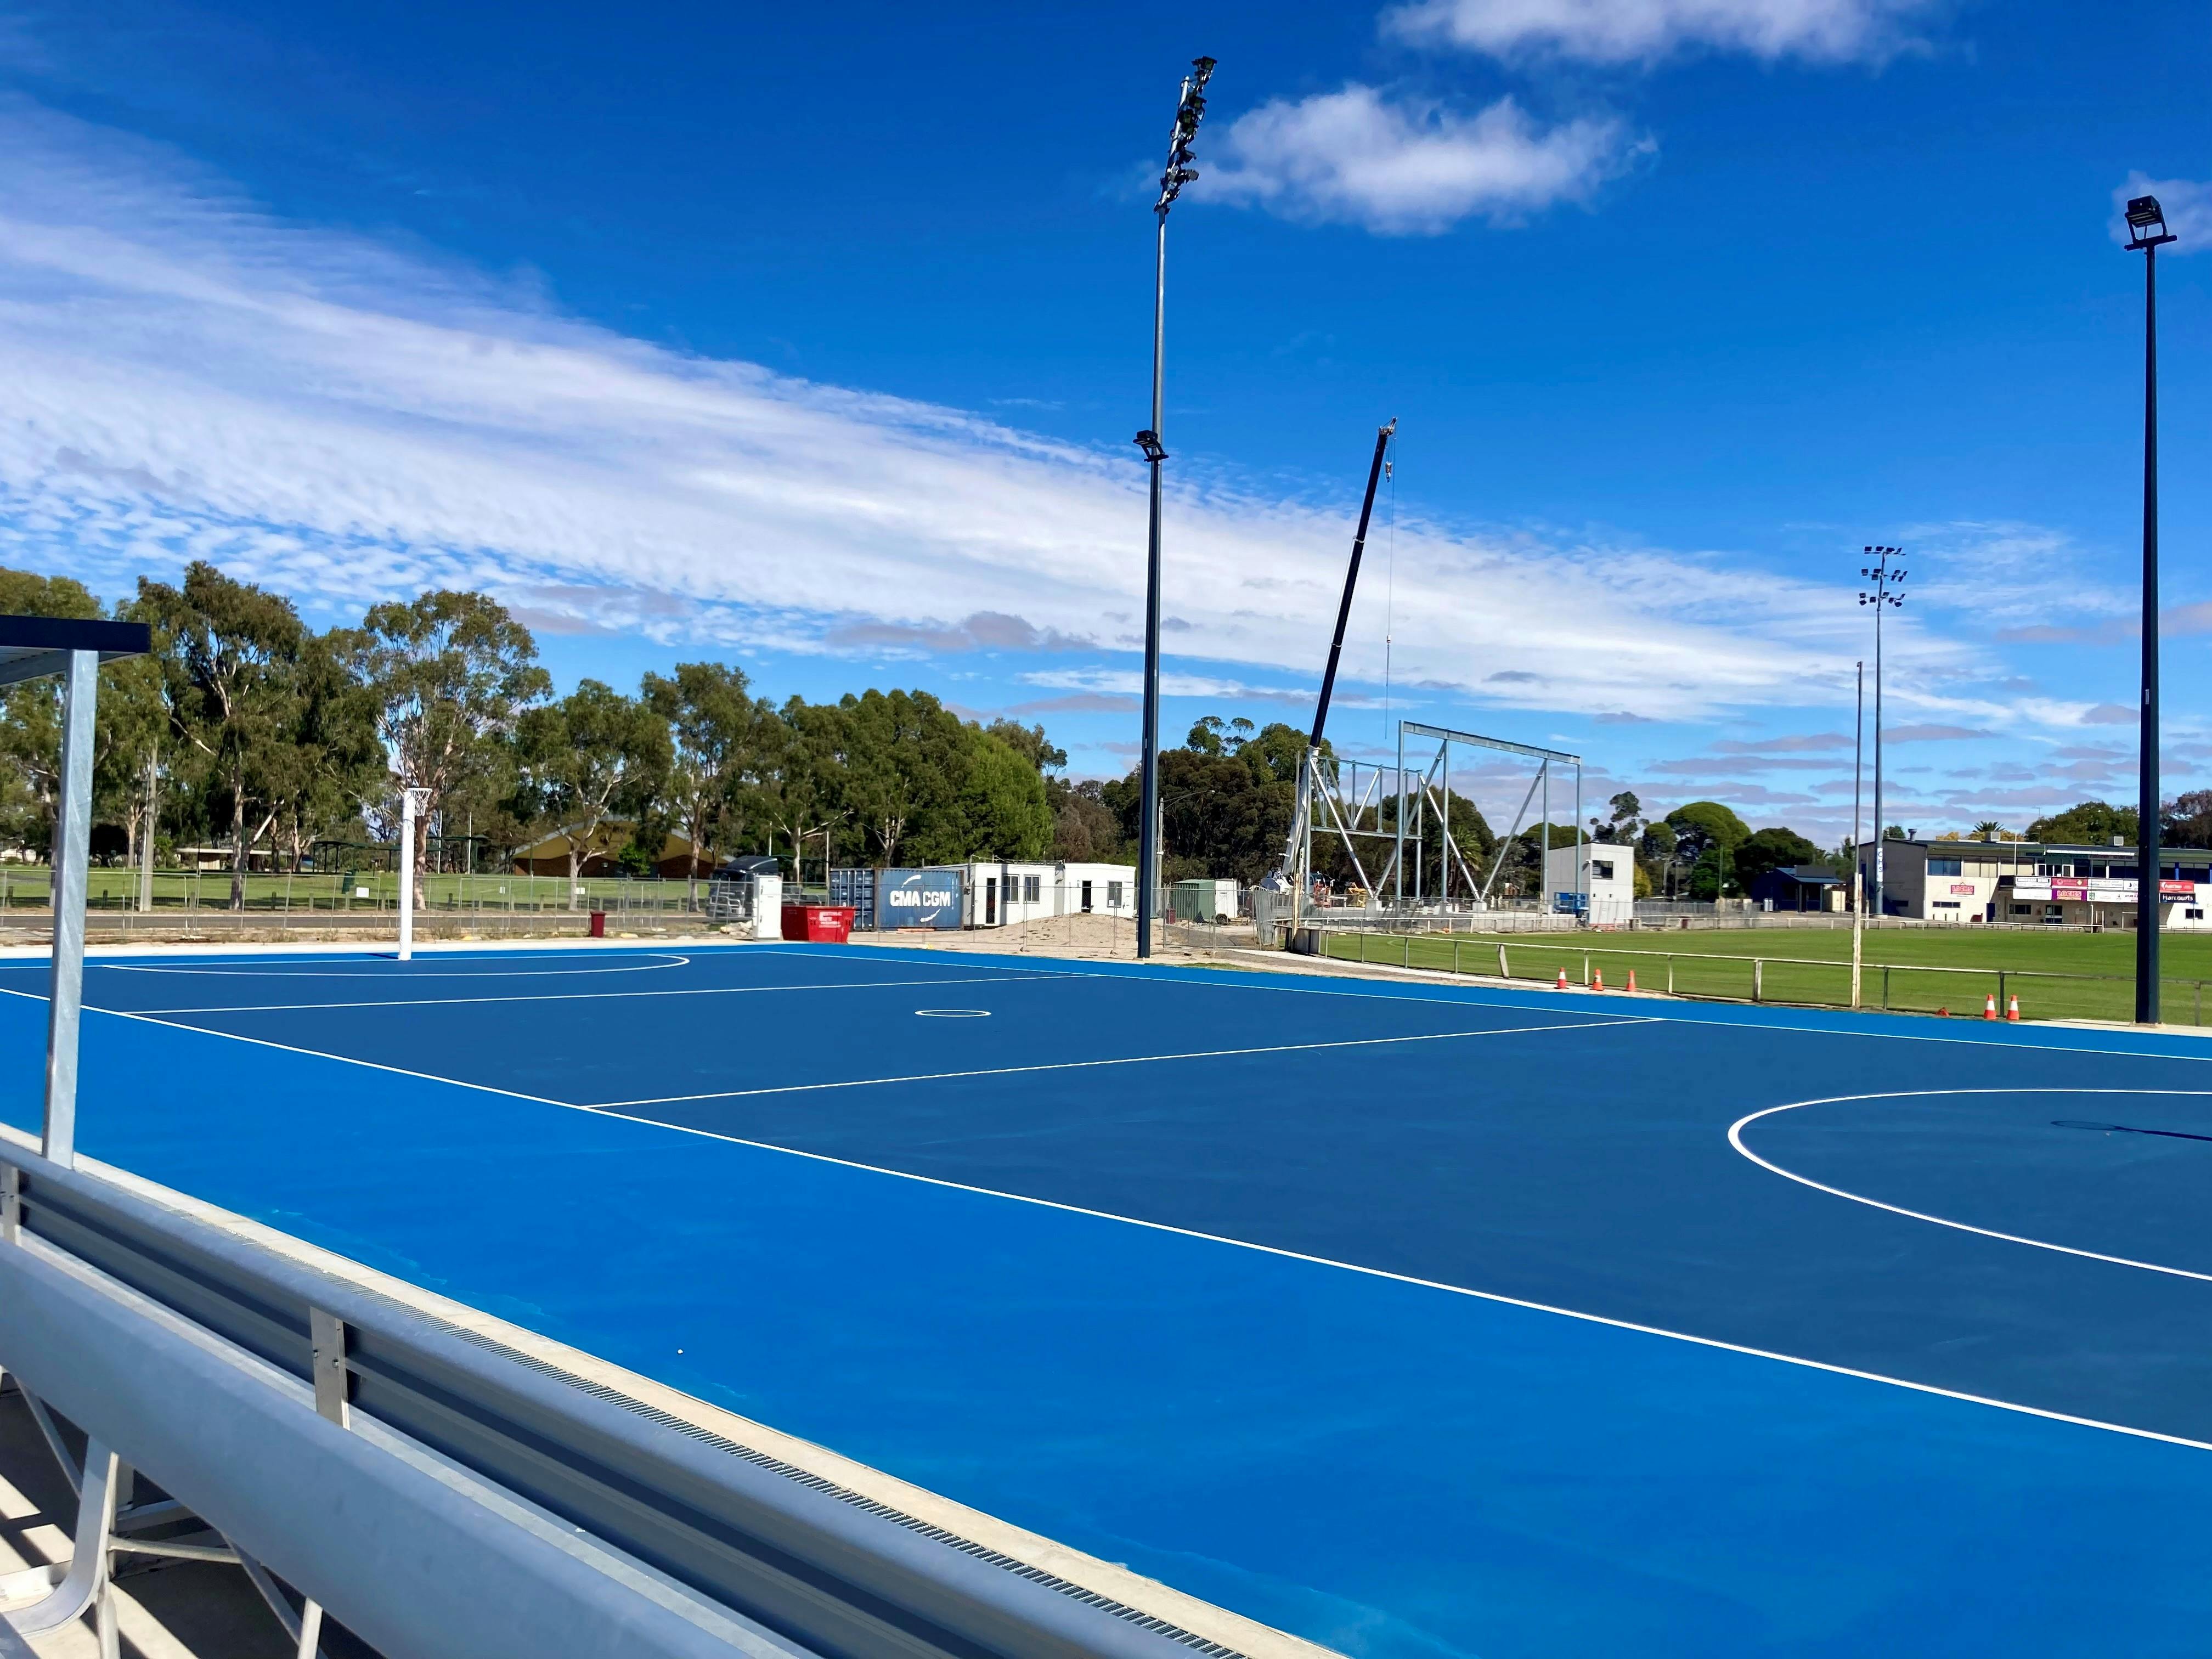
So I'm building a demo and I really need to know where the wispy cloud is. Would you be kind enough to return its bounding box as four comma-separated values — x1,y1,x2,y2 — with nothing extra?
1208,88,1645,235
1886,723,1994,742
0,96,1936,726
822,612,1093,655
1384,0,1945,66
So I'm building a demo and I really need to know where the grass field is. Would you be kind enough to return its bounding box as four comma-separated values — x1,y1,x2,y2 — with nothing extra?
1321,925,2212,1026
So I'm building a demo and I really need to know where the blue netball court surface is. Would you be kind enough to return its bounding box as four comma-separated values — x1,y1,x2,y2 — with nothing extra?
4,941,2211,1658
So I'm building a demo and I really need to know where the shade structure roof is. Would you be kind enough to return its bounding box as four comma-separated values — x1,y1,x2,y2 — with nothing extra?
0,615,152,687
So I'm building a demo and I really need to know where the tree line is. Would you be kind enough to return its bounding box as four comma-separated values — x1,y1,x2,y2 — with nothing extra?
0,563,1065,907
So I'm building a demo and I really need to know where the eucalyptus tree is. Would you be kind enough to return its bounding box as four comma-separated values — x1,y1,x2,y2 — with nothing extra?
135,563,309,909
641,661,777,895
338,590,550,900
516,680,672,904
0,567,105,859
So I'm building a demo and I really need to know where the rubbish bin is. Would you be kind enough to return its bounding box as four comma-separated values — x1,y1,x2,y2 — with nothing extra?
588,910,607,939
780,904,856,943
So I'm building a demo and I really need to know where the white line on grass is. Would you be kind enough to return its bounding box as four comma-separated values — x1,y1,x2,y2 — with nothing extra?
582,1017,1654,1109
19,981,2208,1456
116,972,1080,1018
1730,1088,2212,1283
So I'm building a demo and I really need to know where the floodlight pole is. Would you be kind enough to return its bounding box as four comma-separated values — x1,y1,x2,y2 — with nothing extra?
1859,547,1902,919
2127,201,2176,1023
1133,55,1214,962
41,651,98,1167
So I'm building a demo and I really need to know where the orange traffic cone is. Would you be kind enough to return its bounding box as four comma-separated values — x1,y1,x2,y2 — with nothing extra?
1936,1006,1950,1018
1626,968,1639,994
2007,994,2022,1022
1593,967,1605,991
1982,993,1997,1020
1555,967,1568,990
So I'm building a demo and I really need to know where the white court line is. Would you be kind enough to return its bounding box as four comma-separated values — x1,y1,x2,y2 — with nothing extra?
782,946,2212,1065
583,1017,1654,1109
116,972,1078,1018
561,1110,2212,1455
1729,1088,2212,1284
102,953,692,979
14,983,2208,1456
0,988,574,1111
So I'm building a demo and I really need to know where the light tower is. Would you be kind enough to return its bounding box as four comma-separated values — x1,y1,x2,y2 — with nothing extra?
1858,547,1905,918
1133,55,1216,959
2123,193,2177,1023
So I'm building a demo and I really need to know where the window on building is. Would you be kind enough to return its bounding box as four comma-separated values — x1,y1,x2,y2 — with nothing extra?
2188,907,2206,921
1105,881,1124,907
1592,860,1615,881
1932,899,1961,910
1928,857,1962,876
2011,904,2033,915
1023,874,1041,902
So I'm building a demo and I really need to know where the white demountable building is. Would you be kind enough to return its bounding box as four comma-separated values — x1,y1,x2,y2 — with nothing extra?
928,861,1138,928
1542,842,1635,925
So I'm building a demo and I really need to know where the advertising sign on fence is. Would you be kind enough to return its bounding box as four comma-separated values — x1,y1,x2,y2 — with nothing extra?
877,868,964,929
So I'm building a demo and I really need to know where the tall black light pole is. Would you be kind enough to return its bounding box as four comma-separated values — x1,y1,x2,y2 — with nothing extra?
1858,547,1904,918
2125,194,2177,1023
1133,55,1215,960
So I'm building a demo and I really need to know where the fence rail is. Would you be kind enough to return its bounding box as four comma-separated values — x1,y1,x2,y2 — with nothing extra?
0,868,711,917
1315,929,2212,1026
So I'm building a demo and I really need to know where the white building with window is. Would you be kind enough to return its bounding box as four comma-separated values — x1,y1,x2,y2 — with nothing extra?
929,861,1139,928
1860,837,2212,928
1541,842,1635,925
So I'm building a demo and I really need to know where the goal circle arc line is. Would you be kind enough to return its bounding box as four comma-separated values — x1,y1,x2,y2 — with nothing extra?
1728,1086,2212,1284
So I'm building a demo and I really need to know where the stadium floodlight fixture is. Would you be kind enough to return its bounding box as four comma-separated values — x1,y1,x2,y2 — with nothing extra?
1135,54,1217,961
2123,194,2176,1020
2125,195,2177,250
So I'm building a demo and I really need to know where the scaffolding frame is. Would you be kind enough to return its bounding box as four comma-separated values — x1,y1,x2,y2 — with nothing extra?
1291,721,1584,923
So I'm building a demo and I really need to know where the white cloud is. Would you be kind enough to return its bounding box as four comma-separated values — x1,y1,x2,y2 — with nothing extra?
1384,0,1943,65
2111,172,2212,255
1207,88,1643,234
0,96,1962,727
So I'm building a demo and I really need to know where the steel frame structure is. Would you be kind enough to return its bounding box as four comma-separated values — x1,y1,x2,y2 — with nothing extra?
1290,721,1584,922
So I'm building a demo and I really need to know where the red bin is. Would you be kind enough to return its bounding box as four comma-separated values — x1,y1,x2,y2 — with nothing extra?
781,904,855,943
588,910,607,938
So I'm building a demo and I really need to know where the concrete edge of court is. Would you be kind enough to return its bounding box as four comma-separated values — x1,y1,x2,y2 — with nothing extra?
0,1120,1345,1659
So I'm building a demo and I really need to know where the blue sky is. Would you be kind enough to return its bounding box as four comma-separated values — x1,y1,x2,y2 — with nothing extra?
0,1,2207,844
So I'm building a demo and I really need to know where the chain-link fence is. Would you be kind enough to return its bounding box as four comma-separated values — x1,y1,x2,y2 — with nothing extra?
2,867,714,916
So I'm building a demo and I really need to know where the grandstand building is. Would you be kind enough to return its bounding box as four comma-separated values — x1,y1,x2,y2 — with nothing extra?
1861,837,2212,928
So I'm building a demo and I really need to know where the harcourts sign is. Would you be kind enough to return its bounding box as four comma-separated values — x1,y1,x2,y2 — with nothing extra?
877,869,964,929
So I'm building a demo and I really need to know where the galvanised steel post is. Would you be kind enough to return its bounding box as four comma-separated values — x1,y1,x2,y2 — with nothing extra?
43,650,97,1166
1851,659,1864,1008
2124,194,2176,1023
1133,57,1214,961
